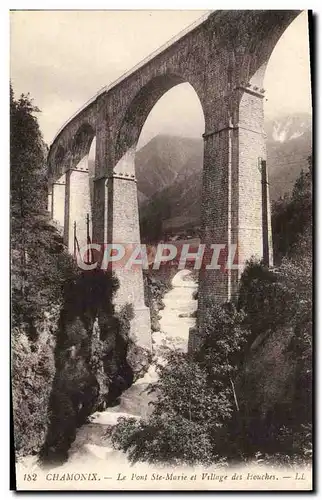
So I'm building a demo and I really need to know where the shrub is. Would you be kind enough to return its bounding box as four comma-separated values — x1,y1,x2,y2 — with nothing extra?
111,349,230,465
111,301,250,467
144,274,172,332
236,256,312,459
112,254,312,465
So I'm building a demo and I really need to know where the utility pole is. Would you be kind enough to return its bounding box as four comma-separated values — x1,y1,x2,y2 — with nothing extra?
73,221,77,260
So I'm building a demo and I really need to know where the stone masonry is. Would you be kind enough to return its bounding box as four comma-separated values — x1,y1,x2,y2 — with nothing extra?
47,10,301,351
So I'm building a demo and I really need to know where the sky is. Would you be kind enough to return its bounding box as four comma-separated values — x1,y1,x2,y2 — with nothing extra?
10,10,312,147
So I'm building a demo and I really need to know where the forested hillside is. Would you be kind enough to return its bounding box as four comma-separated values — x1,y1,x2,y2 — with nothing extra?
136,114,311,240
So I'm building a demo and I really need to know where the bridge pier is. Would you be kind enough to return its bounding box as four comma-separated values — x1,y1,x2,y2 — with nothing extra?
47,188,52,216
92,147,152,352
107,171,151,352
196,85,273,347
64,159,91,252
52,175,66,231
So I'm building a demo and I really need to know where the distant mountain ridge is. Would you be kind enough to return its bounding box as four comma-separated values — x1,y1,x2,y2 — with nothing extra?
135,135,203,201
266,113,312,201
136,113,312,238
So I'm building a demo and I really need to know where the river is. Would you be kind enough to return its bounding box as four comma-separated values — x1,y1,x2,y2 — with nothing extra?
16,270,198,485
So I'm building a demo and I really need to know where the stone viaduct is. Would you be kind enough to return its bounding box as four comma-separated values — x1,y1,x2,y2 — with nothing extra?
47,10,301,351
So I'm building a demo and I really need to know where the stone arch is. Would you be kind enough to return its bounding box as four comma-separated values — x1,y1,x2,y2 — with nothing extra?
55,145,65,165
115,73,205,165
234,12,304,272
72,122,95,159
87,136,96,214
241,11,301,90
63,126,96,252
52,145,65,176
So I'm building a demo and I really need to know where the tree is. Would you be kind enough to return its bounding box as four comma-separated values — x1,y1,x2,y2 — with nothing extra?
110,303,250,465
272,155,312,263
236,255,312,457
10,85,137,460
10,85,77,336
196,302,250,411
111,350,230,465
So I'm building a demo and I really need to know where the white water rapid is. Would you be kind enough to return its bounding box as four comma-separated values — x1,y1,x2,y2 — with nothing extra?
16,270,198,487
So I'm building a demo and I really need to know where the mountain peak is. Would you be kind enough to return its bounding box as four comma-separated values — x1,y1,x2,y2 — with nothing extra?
137,114,312,239
135,134,203,199
265,112,311,143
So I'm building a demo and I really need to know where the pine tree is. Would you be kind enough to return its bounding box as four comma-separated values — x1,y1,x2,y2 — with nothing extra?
272,155,312,263
10,84,77,336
